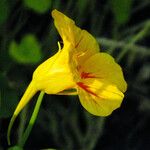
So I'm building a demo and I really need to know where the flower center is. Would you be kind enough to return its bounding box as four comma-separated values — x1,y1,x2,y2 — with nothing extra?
81,72,95,79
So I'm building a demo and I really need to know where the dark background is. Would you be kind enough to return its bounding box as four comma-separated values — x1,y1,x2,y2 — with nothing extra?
0,0,150,149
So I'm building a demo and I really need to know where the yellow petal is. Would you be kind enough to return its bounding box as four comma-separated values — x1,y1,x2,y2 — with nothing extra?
79,53,127,92
33,41,76,94
52,9,99,63
77,79,124,116
52,9,80,44
74,30,100,64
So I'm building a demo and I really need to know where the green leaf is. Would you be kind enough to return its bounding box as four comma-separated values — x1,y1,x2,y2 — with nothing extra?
24,0,51,13
8,146,23,150
0,0,9,24
111,0,133,25
9,34,42,64
0,89,18,118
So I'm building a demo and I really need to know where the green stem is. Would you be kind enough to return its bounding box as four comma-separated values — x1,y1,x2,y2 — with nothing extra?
19,91,45,147
17,106,28,145
97,37,150,55
116,21,150,62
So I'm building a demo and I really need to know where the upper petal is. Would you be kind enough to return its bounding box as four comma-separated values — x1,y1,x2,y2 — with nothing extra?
74,30,100,64
52,9,100,63
52,9,80,45
79,53,127,93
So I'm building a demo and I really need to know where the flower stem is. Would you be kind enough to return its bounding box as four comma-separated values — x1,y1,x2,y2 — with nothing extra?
19,91,45,147
116,21,150,62
17,106,28,145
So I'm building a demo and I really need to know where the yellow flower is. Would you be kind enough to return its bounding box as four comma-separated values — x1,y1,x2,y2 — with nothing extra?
8,9,127,139
51,9,127,116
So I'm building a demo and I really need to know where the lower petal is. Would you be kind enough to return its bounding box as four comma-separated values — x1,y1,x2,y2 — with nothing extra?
77,80,124,116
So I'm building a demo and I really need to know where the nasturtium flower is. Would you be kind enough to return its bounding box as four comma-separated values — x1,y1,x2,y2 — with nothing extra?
8,9,127,142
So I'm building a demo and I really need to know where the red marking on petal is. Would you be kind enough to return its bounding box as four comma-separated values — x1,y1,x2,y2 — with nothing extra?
81,72,96,79
77,82,98,97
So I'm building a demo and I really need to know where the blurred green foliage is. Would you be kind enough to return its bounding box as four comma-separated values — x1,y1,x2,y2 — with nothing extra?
111,0,133,25
0,0,150,149
0,73,19,118
9,34,42,64
23,0,52,13
8,145,23,150
0,88,18,118
0,0,9,24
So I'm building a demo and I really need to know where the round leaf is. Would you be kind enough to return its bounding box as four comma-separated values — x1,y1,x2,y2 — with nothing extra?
8,146,23,150
24,0,51,13
9,34,42,64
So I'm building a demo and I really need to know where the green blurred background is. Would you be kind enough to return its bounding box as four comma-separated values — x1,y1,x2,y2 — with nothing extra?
0,0,150,149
